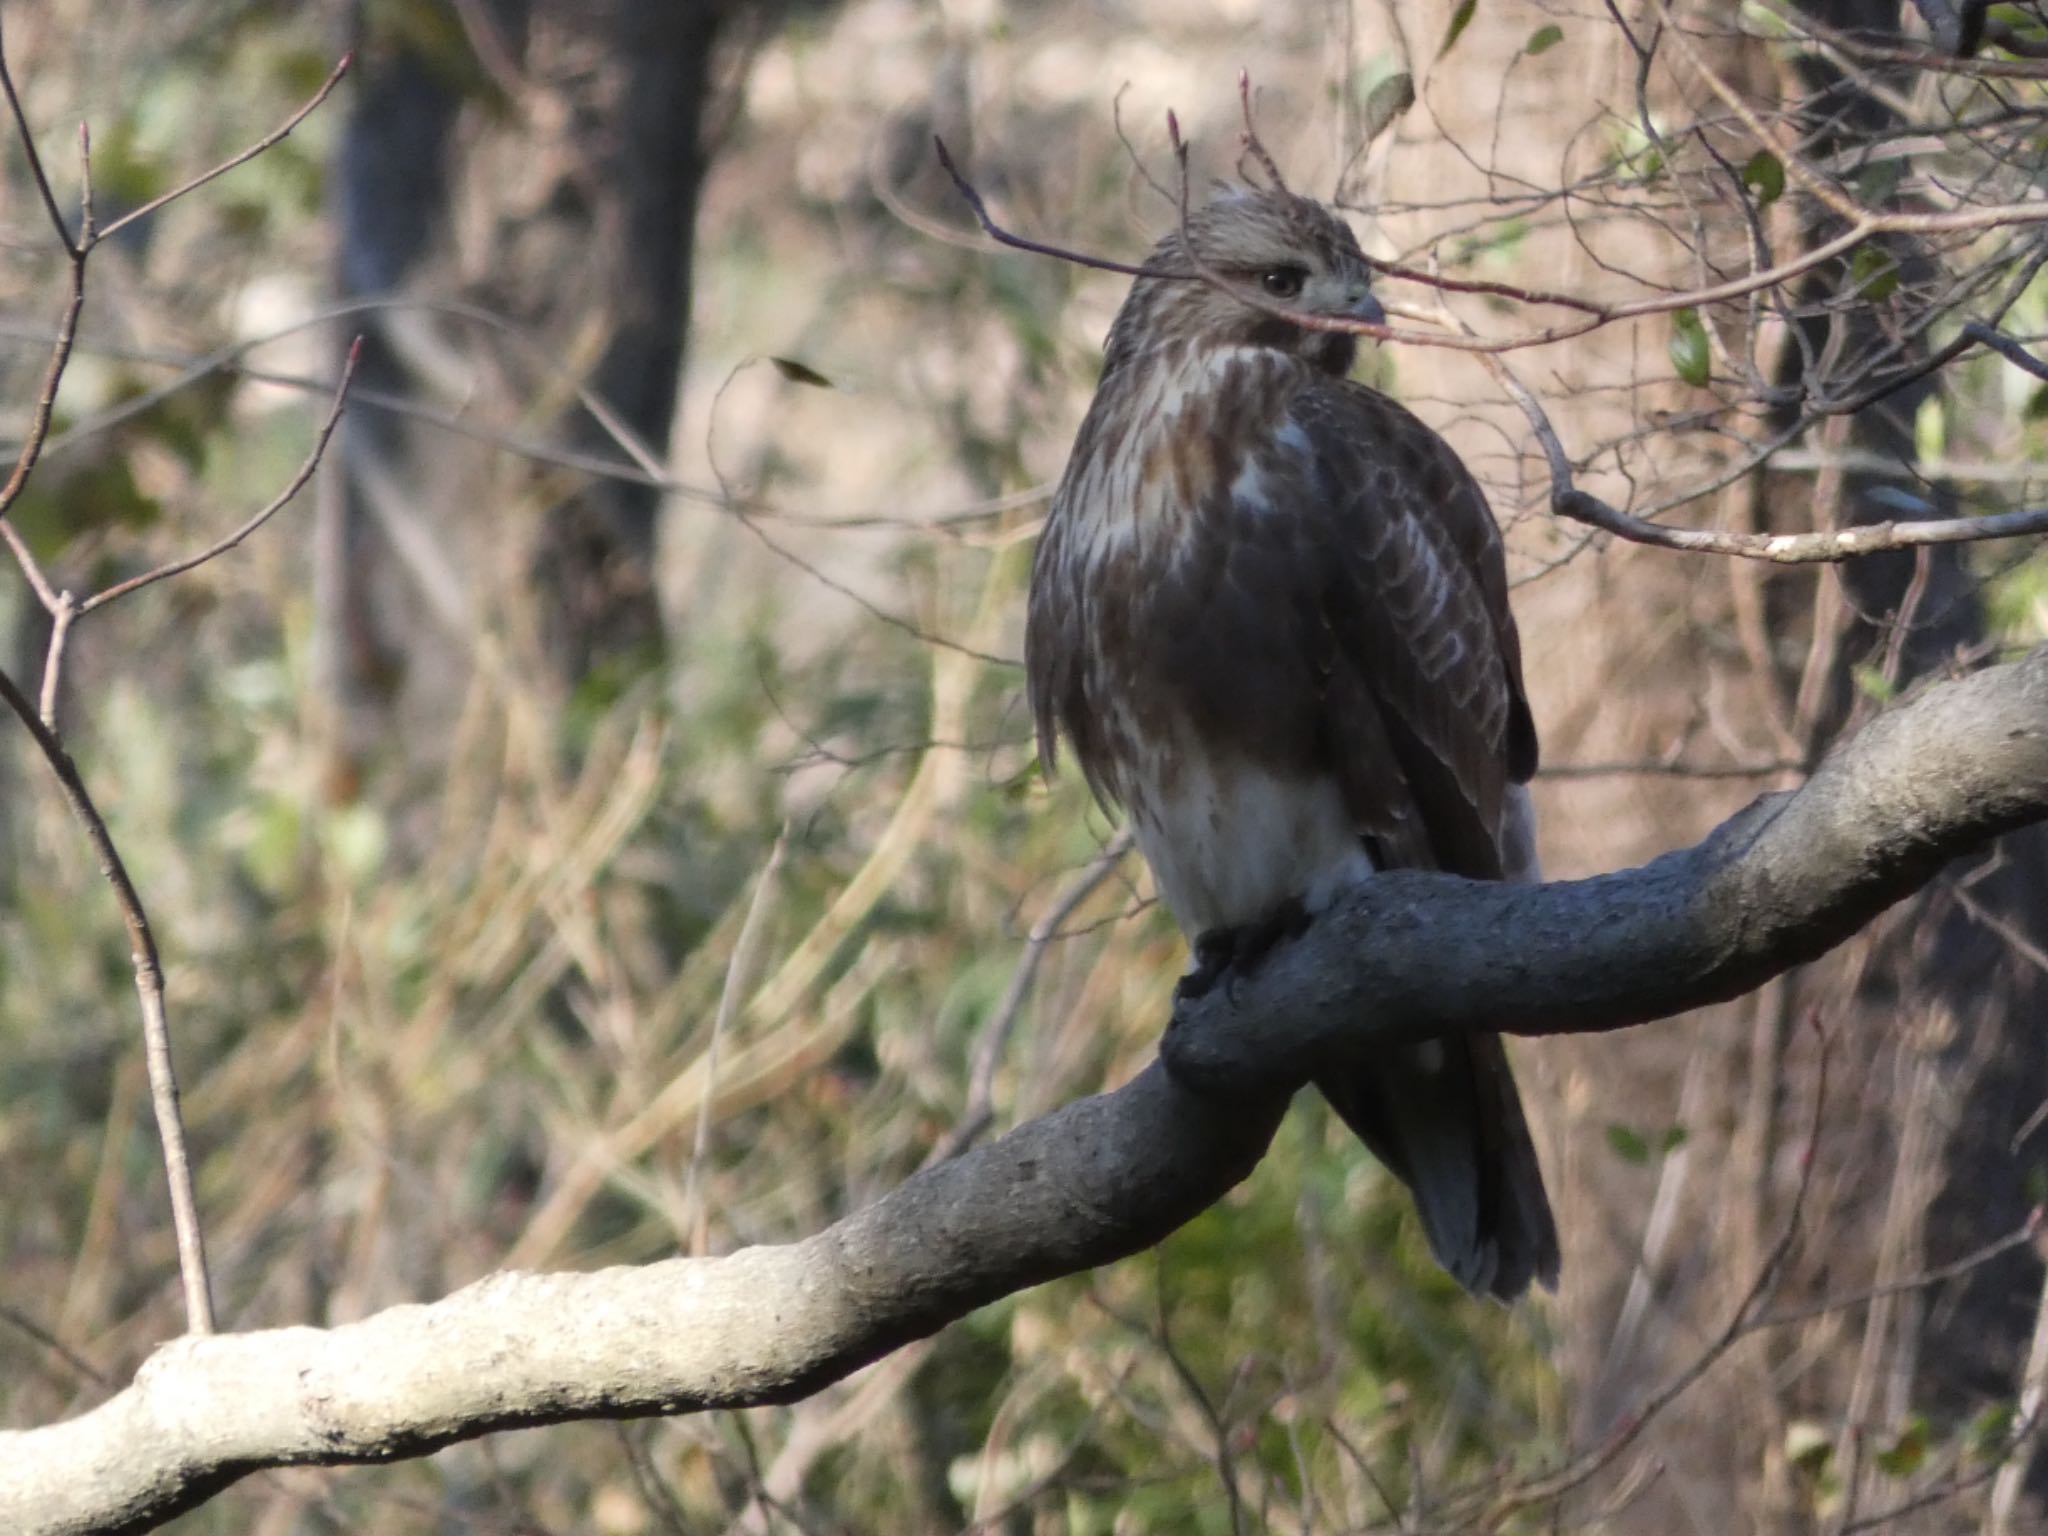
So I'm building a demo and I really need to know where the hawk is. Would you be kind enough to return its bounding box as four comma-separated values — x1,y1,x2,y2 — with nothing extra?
1025,186,1559,1298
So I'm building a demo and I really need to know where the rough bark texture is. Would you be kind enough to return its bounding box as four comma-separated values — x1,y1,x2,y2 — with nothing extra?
3,647,2044,1536
1167,647,2048,1078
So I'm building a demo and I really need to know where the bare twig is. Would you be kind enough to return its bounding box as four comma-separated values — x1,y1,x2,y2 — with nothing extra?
0,663,214,1334
682,828,788,1256
0,29,353,1339
933,136,1177,280
0,225,85,523
1755,1210,2044,1330
94,54,351,243
1234,68,1289,194
1485,341,2048,563
0,20,81,256
79,339,362,614
0,1304,107,1389
928,829,1136,1164
35,594,74,729
944,109,2048,357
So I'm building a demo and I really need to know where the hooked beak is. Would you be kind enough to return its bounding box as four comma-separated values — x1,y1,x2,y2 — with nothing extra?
1348,288,1387,327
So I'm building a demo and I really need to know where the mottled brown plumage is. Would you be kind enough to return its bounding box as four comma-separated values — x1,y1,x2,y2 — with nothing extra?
1026,188,1558,1298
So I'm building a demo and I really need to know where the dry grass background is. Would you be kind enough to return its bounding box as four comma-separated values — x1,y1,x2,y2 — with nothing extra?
4,0,2048,1531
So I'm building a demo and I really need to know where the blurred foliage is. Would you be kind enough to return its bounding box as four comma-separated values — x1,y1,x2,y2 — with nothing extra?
2,1,2047,1533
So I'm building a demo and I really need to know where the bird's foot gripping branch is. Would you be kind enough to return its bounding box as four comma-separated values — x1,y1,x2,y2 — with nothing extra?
1165,644,2048,1092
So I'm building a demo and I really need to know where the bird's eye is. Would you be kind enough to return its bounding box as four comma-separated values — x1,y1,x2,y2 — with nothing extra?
1261,265,1308,299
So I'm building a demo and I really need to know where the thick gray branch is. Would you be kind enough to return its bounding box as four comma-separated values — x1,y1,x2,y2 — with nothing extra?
6,647,2047,1536
1166,644,2048,1085
0,1068,1287,1536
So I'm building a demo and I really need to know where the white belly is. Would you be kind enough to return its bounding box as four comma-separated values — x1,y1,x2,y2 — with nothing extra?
1126,753,1375,937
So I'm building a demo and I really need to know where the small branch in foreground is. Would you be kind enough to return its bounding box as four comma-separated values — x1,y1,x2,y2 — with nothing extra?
932,136,1171,280
0,334,357,1333
1483,341,2048,564
937,111,2048,356
0,664,214,1336
1474,1014,1832,1525
79,339,361,614
0,31,353,1341
94,54,350,244
3,646,2044,1536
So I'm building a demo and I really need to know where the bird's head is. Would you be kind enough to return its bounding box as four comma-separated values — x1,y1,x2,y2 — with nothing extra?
1105,189,1383,376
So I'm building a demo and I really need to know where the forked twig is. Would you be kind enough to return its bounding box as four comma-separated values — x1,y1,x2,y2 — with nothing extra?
1234,67,1290,193
96,54,351,244
0,29,354,1336
1478,1014,1833,1524
932,136,1176,280
1485,340,2048,563
941,89,2048,357
81,339,362,615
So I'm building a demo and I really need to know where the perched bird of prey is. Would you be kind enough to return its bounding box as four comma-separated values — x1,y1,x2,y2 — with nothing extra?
1025,186,1559,1298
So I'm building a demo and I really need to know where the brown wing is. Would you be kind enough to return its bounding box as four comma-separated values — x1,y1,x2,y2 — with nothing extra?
1158,363,1555,1294
1138,365,1534,879
1293,378,1533,877
1026,352,1534,881
1026,351,1557,1296
1261,376,1556,1294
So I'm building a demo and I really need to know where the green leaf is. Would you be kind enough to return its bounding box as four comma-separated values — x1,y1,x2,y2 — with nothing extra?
1525,23,1564,54
1605,1124,1650,1165
1853,664,1897,703
1360,72,1415,145
1669,307,1711,387
1660,1125,1689,1153
1991,2,2048,45
770,356,836,388
1786,1420,1833,1474
1858,158,1905,206
1741,149,1784,207
1440,0,1479,58
1449,217,1528,266
1607,122,1665,185
1874,1416,1930,1478
1970,1401,2017,1459
1852,246,1900,301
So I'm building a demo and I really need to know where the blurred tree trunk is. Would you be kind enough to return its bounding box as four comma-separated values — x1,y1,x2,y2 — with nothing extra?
1387,5,2048,1529
313,0,757,794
